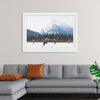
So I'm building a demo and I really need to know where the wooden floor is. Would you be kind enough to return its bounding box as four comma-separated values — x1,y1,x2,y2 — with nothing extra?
18,94,98,100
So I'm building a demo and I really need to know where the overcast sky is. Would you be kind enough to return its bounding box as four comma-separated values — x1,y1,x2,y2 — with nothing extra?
25,14,75,33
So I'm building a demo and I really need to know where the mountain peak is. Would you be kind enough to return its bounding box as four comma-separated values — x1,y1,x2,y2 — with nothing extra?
45,24,73,35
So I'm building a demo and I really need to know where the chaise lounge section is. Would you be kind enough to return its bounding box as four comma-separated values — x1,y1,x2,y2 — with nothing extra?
0,78,30,100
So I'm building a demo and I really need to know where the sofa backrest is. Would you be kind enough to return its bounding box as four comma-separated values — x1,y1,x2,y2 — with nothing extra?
3,64,63,79
18,64,63,78
3,64,91,79
63,65,92,79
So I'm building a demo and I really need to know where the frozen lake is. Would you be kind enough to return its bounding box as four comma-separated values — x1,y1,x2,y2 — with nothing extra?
25,42,74,48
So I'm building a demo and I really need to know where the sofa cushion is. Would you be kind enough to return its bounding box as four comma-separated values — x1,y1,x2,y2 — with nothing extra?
18,64,28,78
78,65,92,79
44,65,62,79
63,65,78,78
27,88,96,94
63,65,92,79
3,65,18,74
0,88,26,100
0,78,30,94
43,65,48,78
26,79,96,88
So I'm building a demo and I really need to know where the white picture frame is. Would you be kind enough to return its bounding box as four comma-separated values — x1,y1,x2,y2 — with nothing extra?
23,13,78,52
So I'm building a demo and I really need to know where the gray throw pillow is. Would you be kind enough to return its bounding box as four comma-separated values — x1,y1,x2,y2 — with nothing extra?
44,65,62,79
63,65,78,79
18,64,28,78
3,64,18,74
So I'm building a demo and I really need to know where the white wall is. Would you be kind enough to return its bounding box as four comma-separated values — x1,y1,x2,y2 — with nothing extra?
0,0,100,74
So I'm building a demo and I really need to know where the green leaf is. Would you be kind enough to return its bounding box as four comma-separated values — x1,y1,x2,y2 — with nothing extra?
96,74,100,77
91,71,100,75
89,65,98,69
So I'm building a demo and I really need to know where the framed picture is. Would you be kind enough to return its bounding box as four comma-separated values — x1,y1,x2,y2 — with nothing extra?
23,13,78,52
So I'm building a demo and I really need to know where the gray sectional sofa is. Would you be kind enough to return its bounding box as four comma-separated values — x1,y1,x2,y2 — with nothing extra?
0,64,98,100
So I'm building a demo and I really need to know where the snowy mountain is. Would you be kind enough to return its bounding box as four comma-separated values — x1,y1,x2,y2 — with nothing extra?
27,29,41,37
45,24,73,35
41,29,45,35
27,24,73,36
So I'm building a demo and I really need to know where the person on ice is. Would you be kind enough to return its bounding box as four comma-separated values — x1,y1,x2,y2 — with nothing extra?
68,40,70,44
43,38,48,46
33,39,34,44
54,40,56,44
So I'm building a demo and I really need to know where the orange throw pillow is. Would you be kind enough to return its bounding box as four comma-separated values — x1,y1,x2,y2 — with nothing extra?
0,73,23,81
27,64,44,79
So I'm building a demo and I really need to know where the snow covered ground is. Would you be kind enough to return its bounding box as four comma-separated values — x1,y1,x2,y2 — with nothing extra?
25,42,74,48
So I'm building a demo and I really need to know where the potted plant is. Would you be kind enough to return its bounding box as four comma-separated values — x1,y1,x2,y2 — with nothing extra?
89,61,100,83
